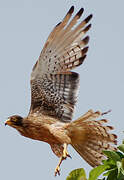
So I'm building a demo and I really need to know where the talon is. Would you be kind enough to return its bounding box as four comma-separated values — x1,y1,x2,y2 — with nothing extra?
54,156,63,176
54,165,60,176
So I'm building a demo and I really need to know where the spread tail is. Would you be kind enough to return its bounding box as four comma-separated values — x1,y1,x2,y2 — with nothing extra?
68,110,117,167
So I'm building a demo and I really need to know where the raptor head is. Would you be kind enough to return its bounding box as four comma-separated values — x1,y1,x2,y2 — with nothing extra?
5,115,23,128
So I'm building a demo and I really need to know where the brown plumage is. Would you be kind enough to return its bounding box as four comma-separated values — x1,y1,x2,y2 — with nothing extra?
5,6,117,176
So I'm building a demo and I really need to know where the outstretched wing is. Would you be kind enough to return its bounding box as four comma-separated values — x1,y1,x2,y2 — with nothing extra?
29,6,92,122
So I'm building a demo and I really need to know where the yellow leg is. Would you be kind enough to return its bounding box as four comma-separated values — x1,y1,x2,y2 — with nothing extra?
54,156,63,176
54,143,71,176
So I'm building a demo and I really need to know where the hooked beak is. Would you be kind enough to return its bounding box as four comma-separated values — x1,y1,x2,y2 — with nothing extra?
5,118,12,126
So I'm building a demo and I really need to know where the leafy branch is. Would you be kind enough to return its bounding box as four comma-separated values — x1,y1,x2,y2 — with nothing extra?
66,142,124,180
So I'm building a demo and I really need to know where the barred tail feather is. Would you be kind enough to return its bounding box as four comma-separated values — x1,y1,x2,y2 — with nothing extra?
69,110,117,167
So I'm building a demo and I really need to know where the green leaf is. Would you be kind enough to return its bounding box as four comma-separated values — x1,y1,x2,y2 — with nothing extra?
107,169,118,180
121,168,124,176
66,168,87,180
121,158,124,173
117,161,122,177
102,158,116,166
103,150,121,162
88,164,110,180
117,172,124,180
116,152,124,159
103,167,117,176
119,158,124,176
118,144,124,153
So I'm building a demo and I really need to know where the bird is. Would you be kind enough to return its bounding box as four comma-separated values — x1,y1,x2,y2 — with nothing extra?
5,6,117,176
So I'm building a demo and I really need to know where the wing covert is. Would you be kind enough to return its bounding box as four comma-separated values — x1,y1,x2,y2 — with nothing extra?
30,72,79,122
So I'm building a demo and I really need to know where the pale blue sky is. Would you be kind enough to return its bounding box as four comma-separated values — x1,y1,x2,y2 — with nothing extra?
0,0,124,180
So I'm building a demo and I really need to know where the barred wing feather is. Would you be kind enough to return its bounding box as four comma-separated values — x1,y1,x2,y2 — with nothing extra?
29,6,92,122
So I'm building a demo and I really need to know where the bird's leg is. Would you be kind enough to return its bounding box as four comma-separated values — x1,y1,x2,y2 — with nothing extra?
54,156,63,176
54,143,71,176
63,143,71,159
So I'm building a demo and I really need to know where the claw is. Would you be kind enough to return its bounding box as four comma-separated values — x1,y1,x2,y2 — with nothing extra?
55,165,60,176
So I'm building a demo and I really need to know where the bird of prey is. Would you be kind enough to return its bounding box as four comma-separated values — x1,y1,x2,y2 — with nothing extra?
5,6,117,176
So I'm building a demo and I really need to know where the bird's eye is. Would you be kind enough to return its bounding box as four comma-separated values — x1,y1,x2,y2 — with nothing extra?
12,118,17,122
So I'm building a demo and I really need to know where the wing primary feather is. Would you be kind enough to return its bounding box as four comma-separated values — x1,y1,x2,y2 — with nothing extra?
81,46,89,54
46,8,89,58
85,14,93,23
41,6,74,56
67,6,74,14
78,55,87,65
61,6,74,28
83,24,92,33
68,6,74,14
76,8,84,18
82,36,90,44
55,22,61,27
65,8,84,33
58,36,90,56
73,14,92,34
48,19,92,58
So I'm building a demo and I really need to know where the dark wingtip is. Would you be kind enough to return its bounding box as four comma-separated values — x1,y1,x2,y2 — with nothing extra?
68,6,74,14
114,140,118,145
82,46,89,55
76,8,84,18
83,36,90,44
107,125,114,130
85,14,93,23
84,24,92,33
79,54,87,65
71,72,79,79
101,109,112,116
113,134,118,139
55,22,61,27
